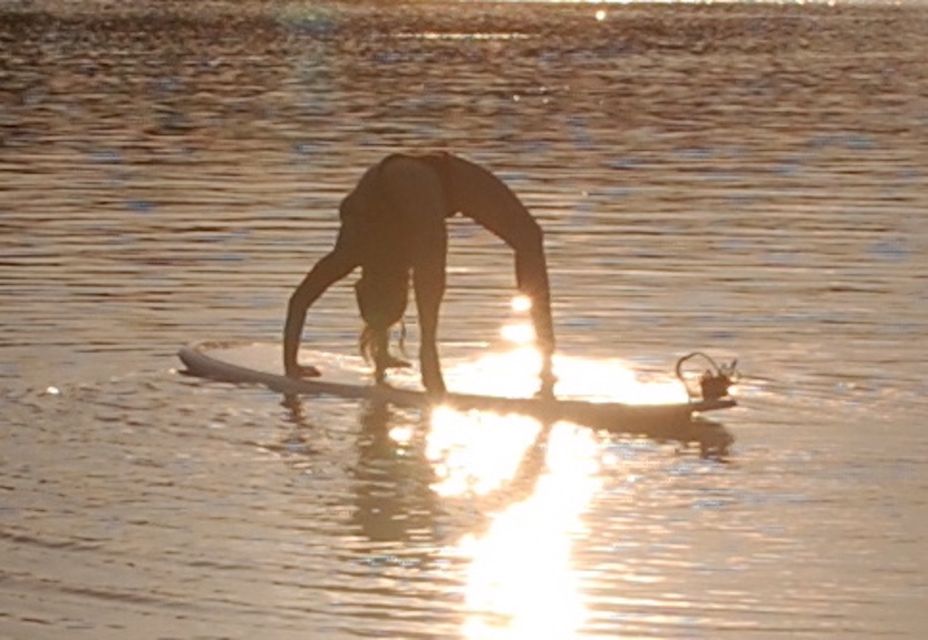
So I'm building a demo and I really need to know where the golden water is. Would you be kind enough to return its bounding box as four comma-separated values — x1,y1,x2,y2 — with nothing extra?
1,1,926,638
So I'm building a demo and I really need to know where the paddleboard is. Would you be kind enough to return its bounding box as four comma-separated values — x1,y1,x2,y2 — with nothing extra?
177,341,736,431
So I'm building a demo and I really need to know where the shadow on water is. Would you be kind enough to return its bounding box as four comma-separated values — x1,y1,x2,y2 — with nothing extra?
281,393,443,543
628,416,734,461
351,401,441,544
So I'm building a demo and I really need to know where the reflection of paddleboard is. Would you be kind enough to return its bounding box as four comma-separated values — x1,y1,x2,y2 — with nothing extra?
177,342,736,430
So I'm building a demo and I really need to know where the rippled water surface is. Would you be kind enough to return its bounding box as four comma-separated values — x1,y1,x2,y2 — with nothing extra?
2,1,927,638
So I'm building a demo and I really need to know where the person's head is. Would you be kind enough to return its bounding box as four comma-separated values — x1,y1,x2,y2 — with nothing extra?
355,266,410,369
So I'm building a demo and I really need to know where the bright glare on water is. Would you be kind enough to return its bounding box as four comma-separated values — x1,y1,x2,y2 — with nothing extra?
446,345,689,404
1,1,927,638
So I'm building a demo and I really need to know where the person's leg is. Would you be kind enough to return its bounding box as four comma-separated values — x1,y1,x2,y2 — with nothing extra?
380,156,449,395
371,329,390,384
412,226,448,395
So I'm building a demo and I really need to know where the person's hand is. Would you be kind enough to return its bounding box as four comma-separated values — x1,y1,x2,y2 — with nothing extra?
287,363,322,378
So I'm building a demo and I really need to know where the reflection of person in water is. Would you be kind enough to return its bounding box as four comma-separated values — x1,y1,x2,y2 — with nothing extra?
284,152,556,397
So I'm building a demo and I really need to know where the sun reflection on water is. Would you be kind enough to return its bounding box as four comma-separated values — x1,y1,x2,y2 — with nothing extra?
421,301,692,636
447,346,687,405
426,406,541,497
454,422,601,639
510,295,533,313
499,322,536,345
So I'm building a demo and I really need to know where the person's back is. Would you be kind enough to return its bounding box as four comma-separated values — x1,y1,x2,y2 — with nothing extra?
284,152,556,397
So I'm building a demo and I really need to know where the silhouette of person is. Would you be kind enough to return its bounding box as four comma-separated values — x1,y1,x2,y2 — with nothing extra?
284,152,556,397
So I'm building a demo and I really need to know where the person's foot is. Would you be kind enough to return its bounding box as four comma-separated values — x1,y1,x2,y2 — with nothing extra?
381,353,412,369
536,373,557,399
288,363,322,378
422,372,447,398
425,384,447,400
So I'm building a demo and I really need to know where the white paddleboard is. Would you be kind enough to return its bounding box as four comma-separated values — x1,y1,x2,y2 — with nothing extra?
177,341,736,431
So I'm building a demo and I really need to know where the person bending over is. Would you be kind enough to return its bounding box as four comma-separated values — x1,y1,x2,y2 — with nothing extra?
283,151,556,397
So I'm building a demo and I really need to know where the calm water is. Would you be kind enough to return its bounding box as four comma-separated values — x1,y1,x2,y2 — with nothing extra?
2,1,927,638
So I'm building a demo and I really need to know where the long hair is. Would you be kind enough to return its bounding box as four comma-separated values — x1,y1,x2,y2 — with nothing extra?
346,154,421,371
354,265,410,366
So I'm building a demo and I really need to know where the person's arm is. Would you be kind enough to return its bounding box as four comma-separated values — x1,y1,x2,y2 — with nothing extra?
450,158,556,396
513,227,556,396
283,247,358,377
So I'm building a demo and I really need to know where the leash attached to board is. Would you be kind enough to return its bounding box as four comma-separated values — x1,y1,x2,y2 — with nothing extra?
675,351,739,402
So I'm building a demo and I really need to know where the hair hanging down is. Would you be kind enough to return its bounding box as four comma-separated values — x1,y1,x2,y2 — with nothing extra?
347,154,421,374
354,266,410,367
